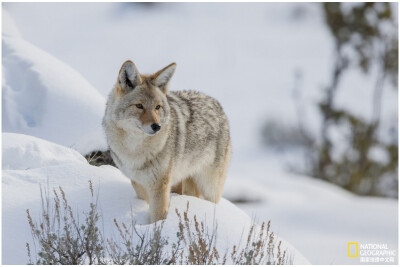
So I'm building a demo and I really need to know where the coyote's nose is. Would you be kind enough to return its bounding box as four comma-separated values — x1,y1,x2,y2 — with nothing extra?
151,123,161,132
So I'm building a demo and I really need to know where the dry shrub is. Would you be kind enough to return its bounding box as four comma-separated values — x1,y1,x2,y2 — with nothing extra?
27,182,292,265
175,203,291,265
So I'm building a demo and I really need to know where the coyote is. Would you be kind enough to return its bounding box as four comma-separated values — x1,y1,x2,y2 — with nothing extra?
103,61,231,223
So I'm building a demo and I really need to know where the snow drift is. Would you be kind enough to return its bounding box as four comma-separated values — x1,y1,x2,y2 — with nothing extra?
2,133,309,264
2,12,107,155
3,5,397,264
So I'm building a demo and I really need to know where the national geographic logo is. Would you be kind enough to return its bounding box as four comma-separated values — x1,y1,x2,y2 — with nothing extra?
348,243,358,257
348,243,396,263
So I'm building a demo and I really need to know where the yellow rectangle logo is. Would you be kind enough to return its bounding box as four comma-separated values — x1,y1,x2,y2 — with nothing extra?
348,243,358,257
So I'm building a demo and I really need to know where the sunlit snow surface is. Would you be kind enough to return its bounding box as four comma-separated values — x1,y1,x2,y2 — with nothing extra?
2,133,309,264
2,9,107,155
2,3,398,265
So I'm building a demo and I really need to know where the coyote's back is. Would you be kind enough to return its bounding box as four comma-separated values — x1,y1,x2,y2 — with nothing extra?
166,90,231,185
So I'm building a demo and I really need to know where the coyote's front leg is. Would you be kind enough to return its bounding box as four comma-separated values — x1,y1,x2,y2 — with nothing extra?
131,180,149,203
148,178,170,223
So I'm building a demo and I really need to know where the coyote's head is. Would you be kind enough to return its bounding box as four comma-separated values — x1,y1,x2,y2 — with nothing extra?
111,60,176,136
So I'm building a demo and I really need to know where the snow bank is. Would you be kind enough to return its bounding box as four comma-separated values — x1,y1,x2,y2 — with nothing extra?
2,133,86,170
2,14,107,155
2,133,308,264
3,6,397,264
2,9,22,38
227,151,398,265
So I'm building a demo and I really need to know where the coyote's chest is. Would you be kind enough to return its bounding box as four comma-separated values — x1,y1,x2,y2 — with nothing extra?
109,131,169,185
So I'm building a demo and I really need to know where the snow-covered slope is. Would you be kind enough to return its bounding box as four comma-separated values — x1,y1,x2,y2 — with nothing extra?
2,8,22,39
3,132,86,170
2,133,309,264
2,11,107,155
226,151,398,265
2,4,398,265
4,3,397,152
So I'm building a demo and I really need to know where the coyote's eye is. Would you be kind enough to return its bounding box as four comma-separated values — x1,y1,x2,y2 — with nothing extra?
136,104,143,109
155,105,161,110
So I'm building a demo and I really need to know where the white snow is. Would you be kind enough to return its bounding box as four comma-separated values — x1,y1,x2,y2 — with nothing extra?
2,9,22,38
368,145,390,165
4,2,397,152
2,133,86,170
2,133,309,265
2,14,107,155
226,151,398,265
2,3,398,265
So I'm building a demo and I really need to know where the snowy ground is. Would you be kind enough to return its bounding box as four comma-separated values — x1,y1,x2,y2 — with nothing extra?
2,2,398,265
228,152,398,265
2,133,309,265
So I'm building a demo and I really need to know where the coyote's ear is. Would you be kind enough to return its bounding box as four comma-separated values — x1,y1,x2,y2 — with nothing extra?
153,63,176,94
118,60,141,92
